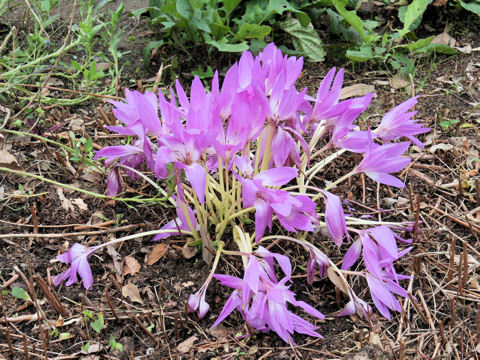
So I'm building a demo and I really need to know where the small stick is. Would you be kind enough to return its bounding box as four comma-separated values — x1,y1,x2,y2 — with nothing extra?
457,254,463,296
132,315,159,346
447,237,456,284
33,275,66,316
1,273,19,288
462,241,469,288
407,293,429,325
0,293,15,356
23,334,30,360
105,289,120,321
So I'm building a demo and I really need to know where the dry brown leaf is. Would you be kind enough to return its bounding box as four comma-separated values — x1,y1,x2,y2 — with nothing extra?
176,335,198,353
146,243,168,266
339,84,375,100
200,225,213,265
123,256,141,276
57,188,74,212
106,244,123,277
327,267,348,294
72,198,88,211
182,243,198,259
389,74,409,89
433,0,447,5
432,31,456,47
122,282,143,304
0,149,23,171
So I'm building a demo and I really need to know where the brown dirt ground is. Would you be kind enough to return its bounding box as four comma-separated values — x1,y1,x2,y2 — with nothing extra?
1,4,480,360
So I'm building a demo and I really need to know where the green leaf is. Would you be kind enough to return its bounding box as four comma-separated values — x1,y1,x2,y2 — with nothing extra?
81,343,90,353
223,0,242,18
300,0,334,9
90,313,105,334
397,36,434,51
204,36,249,52
236,23,271,40
210,23,230,39
460,1,480,16
332,0,379,44
242,0,311,27
346,46,375,62
417,43,459,55
192,65,214,79
398,0,432,37
281,19,325,62
59,332,71,340
11,287,31,301
109,335,124,352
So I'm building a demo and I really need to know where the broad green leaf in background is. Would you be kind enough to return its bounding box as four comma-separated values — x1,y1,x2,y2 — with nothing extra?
332,0,379,44
460,1,480,16
223,0,242,18
398,0,433,37
236,23,271,40
11,286,31,301
281,19,325,62
204,35,250,52
396,36,435,52
417,43,460,55
242,0,311,28
346,45,375,62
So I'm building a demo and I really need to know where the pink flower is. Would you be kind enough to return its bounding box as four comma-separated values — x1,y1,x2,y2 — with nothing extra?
53,243,97,290
212,248,324,344
354,138,411,187
321,190,349,247
375,96,430,148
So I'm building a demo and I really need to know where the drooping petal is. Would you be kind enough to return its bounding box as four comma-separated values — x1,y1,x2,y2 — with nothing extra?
184,162,206,204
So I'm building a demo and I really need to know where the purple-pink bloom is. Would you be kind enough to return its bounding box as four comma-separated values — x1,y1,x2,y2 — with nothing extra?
53,243,97,290
354,139,412,188
375,96,430,149
212,249,324,344
187,288,210,319
341,226,412,319
240,167,317,242
321,190,349,247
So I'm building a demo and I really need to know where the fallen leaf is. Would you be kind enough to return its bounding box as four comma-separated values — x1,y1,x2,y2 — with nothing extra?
57,188,74,211
123,256,141,276
122,282,143,304
181,242,198,259
456,44,472,54
81,343,103,354
430,143,454,153
200,225,213,265
146,243,168,266
432,31,456,47
106,244,123,277
433,0,447,5
327,267,348,294
181,281,195,288
72,198,88,211
0,149,23,170
176,335,197,353
339,84,375,100
389,74,409,89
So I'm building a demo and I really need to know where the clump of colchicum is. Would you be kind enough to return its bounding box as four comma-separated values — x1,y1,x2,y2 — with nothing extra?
53,44,429,344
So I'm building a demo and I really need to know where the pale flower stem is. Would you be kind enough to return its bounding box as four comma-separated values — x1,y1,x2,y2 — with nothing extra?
95,229,193,251
0,167,163,204
254,132,263,175
260,123,275,172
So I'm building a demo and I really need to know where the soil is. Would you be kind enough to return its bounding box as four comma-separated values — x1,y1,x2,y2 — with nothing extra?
1,3,479,360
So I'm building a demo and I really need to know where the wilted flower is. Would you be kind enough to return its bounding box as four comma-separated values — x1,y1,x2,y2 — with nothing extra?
354,138,411,187
213,248,324,344
53,243,97,290
321,190,349,247
375,96,430,148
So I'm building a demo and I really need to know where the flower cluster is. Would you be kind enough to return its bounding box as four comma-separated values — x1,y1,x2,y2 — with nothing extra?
53,44,429,344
